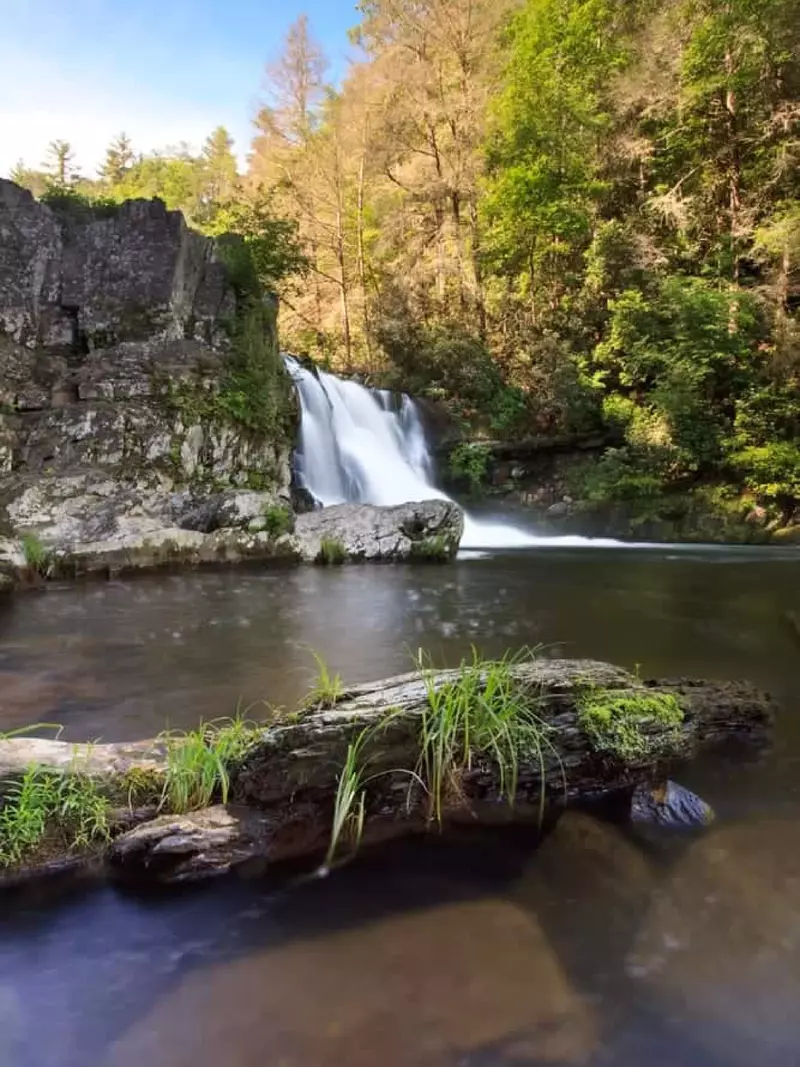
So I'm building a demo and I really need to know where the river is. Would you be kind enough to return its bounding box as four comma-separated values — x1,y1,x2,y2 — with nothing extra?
1,545,799,1066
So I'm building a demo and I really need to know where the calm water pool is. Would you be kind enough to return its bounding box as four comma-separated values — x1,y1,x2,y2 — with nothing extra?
1,545,799,1066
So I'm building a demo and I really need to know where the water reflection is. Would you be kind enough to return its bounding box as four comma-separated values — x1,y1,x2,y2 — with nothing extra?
0,547,798,741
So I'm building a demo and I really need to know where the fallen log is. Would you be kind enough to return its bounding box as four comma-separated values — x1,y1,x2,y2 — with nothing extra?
0,658,776,886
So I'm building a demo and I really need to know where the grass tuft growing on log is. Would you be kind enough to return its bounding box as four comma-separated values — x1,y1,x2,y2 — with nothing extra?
0,766,111,867
578,688,684,762
323,648,564,872
160,718,261,814
414,648,561,825
304,650,345,708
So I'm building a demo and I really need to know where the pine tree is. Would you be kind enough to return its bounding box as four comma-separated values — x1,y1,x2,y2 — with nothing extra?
99,133,134,185
43,140,75,186
201,126,238,204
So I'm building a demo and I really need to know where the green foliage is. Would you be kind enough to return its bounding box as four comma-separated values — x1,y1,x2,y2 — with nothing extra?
219,298,295,446
209,195,308,288
261,503,294,537
413,648,562,825
730,443,800,506
574,446,673,503
305,650,345,708
448,443,492,492
578,688,684,762
409,536,452,562
0,766,111,867
375,314,530,433
316,536,347,566
160,718,260,814
20,533,53,577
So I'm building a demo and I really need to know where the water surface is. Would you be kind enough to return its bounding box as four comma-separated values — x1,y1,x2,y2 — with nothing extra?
1,546,799,1067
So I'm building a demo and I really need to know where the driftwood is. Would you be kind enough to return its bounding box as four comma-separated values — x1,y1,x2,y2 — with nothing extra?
0,659,776,886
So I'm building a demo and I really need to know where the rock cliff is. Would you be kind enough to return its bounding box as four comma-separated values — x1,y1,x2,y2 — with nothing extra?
0,180,297,579
0,181,464,583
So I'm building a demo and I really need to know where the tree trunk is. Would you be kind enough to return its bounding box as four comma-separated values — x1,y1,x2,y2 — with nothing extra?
356,146,373,366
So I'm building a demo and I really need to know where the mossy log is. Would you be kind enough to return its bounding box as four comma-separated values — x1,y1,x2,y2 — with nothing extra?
0,659,775,886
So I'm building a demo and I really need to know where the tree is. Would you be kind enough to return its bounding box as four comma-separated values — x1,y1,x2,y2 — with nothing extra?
201,126,239,206
9,160,50,197
43,140,76,186
99,132,134,185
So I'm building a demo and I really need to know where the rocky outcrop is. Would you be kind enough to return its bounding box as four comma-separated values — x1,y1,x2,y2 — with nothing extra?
293,500,464,563
0,180,295,582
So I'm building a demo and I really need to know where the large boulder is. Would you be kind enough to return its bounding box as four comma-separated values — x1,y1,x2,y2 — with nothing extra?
292,499,464,562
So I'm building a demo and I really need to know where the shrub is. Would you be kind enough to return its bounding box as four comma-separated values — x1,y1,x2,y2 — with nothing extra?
571,446,672,502
730,442,800,508
448,443,491,492
409,536,453,562
20,532,53,577
262,503,293,537
316,536,347,566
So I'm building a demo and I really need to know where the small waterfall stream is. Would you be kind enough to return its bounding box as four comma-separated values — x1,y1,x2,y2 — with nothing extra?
286,358,615,550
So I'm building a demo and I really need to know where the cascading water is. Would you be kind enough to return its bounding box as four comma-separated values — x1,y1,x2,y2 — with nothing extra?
286,357,617,551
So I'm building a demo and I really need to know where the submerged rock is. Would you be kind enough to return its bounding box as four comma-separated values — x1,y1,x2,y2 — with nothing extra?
626,819,800,1064
631,780,715,830
291,499,464,563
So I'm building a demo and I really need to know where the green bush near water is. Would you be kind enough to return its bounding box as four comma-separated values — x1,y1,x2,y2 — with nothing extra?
261,503,294,538
316,536,347,566
409,535,452,563
20,532,53,578
448,443,492,493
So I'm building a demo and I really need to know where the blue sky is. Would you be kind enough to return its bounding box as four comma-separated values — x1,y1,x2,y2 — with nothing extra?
1,0,359,178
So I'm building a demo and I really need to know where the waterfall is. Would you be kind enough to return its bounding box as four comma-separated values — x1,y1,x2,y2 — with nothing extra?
285,358,615,551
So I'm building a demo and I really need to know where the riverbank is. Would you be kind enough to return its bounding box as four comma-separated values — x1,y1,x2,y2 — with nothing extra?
441,439,800,545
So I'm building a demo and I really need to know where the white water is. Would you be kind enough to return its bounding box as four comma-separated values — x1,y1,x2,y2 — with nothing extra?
286,358,621,550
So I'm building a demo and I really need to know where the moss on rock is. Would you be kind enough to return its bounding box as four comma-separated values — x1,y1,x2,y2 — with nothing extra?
578,688,684,763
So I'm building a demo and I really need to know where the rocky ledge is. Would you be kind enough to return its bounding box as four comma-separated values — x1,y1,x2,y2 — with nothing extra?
0,497,463,581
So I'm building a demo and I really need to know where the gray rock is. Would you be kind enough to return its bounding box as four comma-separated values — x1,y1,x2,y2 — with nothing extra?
546,501,570,518
109,806,270,884
0,179,296,583
631,780,715,830
291,500,464,562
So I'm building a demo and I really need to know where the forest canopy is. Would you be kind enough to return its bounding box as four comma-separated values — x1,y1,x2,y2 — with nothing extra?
10,0,800,518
